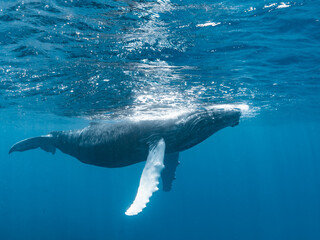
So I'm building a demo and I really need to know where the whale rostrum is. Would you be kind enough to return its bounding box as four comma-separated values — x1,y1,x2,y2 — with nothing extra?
9,105,245,215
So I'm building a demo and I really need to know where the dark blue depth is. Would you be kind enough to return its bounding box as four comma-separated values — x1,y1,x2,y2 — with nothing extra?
1,113,320,240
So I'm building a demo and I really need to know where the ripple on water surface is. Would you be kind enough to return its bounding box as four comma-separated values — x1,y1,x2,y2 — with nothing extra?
0,0,319,119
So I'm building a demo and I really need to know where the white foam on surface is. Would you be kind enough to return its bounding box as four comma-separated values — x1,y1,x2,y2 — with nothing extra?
245,7,256,12
206,103,256,118
206,103,249,112
125,139,166,216
263,3,276,8
196,22,221,27
277,2,290,8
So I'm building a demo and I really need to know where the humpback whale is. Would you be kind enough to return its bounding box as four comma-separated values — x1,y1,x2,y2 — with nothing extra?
9,105,245,216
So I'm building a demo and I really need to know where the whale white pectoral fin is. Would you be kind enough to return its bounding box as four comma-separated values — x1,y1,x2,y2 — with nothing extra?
125,138,166,216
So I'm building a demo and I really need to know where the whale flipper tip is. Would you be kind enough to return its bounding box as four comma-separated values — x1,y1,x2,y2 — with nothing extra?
125,138,166,216
8,148,14,154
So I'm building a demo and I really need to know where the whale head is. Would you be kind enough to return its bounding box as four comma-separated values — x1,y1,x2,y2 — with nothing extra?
208,107,241,128
171,104,245,152
205,104,248,128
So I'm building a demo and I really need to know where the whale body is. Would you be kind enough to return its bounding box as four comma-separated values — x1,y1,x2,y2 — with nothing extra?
9,105,243,215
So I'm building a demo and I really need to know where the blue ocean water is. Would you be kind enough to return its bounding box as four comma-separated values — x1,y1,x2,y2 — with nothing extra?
0,0,320,239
